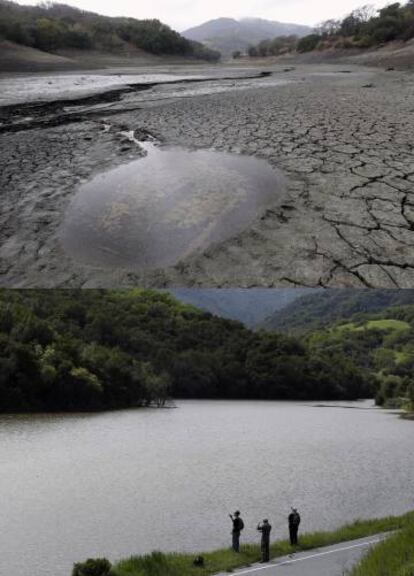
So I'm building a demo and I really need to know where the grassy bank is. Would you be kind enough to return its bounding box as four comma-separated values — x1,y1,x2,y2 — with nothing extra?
351,518,414,575
111,512,413,576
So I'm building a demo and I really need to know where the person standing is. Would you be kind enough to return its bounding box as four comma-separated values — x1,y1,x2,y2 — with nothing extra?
257,519,272,563
288,508,301,545
229,511,244,552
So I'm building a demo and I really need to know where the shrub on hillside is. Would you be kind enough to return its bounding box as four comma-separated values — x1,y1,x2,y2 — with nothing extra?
354,35,375,48
72,558,112,576
297,34,321,52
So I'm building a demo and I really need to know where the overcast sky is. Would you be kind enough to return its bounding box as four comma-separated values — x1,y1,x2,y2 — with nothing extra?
16,0,391,30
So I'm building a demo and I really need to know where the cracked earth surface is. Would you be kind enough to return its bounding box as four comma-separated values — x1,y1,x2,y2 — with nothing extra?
1,64,414,287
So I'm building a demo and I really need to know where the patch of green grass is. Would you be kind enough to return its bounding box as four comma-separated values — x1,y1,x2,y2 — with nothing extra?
111,512,414,576
335,322,358,332
113,547,260,576
336,319,410,333
365,319,410,332
350,518,414,575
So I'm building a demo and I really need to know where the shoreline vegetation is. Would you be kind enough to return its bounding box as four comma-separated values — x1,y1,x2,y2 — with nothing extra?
73,511,414,576
350,519,414,575
0,0,220,63
243,1,414,59
0,290,413,414
2,0,414,72
0,289,375,413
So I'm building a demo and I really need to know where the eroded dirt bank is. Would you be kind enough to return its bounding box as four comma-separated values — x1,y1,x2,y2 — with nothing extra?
1,64,414,287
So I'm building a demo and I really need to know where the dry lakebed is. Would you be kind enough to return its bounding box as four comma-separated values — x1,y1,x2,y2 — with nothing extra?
1,63,414,288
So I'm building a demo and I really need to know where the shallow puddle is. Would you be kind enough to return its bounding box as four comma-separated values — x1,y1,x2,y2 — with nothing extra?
60,144,283,269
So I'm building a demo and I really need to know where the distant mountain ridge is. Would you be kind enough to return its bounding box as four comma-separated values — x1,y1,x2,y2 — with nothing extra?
169,288,314,327
169,289,414,331
182,17,312,56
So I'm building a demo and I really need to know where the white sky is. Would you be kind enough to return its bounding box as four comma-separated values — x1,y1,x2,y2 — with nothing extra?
15,0,391,31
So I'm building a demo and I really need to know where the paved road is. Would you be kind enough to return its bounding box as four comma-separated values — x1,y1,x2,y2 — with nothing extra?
216,534,390,576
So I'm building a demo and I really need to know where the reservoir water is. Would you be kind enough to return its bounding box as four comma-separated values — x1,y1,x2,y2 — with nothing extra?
60,145,283,269
1,400,413,576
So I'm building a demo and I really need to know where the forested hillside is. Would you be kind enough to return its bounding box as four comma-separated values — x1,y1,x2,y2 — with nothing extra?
298,1,414,52
0,0,220,61
0,290,372,413
247,1,414,58
306,304,414,409
265,290,414,333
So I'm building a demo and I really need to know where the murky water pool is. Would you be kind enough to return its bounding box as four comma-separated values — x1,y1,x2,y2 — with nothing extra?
61,144,283,269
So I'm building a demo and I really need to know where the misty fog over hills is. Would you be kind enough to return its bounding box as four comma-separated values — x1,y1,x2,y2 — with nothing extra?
169,288,315,327
170,289,414,330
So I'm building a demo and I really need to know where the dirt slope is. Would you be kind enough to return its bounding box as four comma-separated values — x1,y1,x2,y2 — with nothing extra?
0,40,208,73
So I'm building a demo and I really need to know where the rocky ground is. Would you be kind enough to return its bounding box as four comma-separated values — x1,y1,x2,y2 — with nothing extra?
1,63,414,287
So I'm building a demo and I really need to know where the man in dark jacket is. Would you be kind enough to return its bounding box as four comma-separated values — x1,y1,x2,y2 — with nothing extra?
288,508,301,545
229,511,244,552
257,519,272,562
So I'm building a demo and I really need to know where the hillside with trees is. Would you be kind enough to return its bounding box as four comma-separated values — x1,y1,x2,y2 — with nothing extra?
301,2,414,52
264,289,414,333
246,1,414,59
306,305,414,410
0,289,373,413
0,0,220,62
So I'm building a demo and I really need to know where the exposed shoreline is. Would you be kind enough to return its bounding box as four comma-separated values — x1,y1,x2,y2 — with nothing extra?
1,63,414,288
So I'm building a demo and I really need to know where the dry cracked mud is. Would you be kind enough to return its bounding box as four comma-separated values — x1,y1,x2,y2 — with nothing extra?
1,64,414,287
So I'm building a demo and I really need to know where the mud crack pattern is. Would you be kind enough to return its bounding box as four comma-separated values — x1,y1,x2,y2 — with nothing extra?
0,65,413,287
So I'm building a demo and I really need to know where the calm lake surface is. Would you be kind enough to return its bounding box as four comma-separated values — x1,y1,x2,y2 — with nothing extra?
1,400,413,576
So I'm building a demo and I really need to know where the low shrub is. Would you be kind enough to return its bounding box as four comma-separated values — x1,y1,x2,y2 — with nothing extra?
355,36,375,48
72,558,113,576
297,34,322,52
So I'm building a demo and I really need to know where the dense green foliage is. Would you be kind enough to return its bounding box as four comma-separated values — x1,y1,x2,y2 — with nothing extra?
72,558,113,576
306,305,414,409
111,512,414,576
0,289,373,413
264,290,414,410
248,1,414,57
297,34,321,53
265,289,414,333
300,1,414,51
0,0,220,61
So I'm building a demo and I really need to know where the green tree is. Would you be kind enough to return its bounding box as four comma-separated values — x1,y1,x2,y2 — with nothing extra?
33,17,65,50
297,34,322,52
